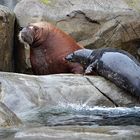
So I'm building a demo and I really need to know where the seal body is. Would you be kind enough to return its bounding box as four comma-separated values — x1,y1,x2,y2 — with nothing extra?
66,48,140,97
19,22,84,75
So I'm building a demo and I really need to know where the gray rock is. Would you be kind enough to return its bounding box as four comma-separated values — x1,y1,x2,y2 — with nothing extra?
14,0,133,44
0,0,21,10
14,0,140,73
0,102,22,127
0,72,139,116
125,0,140,12
0,72,139,139
14,125,140,140
14,0,130,27
0,5,15,72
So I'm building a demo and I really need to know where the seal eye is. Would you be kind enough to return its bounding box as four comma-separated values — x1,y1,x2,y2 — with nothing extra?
65,53,75,62
71,53,76,61
19,26,24,30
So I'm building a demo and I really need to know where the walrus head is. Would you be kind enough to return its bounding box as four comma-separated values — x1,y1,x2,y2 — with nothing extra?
19,25,39,46
65,49,93,68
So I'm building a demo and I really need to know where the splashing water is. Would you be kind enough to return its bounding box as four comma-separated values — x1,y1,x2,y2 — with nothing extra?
19,103,140,126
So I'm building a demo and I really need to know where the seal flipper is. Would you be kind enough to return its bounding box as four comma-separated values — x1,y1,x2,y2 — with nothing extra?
85,60,98,75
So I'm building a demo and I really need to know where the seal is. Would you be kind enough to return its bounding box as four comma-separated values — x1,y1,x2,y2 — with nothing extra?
18,22,84,75
65,48,140,98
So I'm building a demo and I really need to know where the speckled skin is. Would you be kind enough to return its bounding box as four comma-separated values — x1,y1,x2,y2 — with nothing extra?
66,48,140,98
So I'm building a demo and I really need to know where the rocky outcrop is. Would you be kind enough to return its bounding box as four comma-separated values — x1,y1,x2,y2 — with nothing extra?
0,1,139,139
0,102,21,127
0,72,139,138
126,0,140,12
0,72,139,115
14,125,140,140
0,0,20,10
14,0,140,73
0,5,15,72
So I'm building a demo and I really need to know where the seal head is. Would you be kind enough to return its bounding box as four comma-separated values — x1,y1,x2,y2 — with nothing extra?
66,49,93,68
66,48,140,98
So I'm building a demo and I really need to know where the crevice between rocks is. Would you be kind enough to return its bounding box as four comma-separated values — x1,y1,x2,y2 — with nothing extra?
68,0,74,6
130,23,140,38
66,10,100,25
85,77,118,107
56,10,100,27
0,82,1,97
117,20,131,40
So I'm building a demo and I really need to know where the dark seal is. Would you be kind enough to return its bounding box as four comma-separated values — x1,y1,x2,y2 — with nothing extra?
65,48,140,98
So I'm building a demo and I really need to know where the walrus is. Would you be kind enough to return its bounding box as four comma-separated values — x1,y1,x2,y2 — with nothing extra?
18,22,84,75
65,48,140,98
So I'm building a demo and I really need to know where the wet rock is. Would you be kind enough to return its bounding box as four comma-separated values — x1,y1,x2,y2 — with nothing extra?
0,102,22,127
0,72,139,139
0,73,113,114
0,5,15,72
14,125,140,140
87,76,139,107
0,72,139,116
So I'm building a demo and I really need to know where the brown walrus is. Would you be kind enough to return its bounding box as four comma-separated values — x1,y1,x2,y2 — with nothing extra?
19,22,84,75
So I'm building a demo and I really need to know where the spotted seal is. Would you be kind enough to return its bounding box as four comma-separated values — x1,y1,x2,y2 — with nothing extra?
66,48,140,97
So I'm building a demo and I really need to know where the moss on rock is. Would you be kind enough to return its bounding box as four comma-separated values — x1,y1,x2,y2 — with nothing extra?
125,0,140,12
40,0,50,5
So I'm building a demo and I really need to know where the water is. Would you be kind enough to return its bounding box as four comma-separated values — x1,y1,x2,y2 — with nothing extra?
0,105,140,140
17,104,140,126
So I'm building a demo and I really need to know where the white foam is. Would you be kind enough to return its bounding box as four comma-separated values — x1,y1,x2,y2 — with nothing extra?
58,102,140,113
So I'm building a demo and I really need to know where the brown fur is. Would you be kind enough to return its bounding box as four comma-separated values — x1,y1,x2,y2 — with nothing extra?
19,22,84,75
